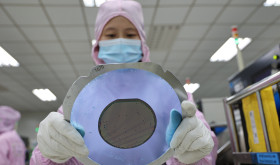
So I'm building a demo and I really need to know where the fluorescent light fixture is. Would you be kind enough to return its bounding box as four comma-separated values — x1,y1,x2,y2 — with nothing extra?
263,0,280,6
183,83,200,93
83,0,106,7
92,39,96,45
83,0,95,7
210,37,252,62
95,0,106,7
0,46,19,67
32,89,57,101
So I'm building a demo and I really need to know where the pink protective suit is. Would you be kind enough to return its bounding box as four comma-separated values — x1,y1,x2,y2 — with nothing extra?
0,106,26,165
30,0,218,164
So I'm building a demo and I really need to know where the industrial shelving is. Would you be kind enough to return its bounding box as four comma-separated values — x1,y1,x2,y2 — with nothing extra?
223,71,280,165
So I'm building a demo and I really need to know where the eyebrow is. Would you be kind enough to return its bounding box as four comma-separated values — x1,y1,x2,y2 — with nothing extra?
103,27,137,32
125,27,137,31
104,27,117,32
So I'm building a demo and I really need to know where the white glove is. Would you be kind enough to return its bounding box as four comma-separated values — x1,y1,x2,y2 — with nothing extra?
170,101,214,164
37,112,89,163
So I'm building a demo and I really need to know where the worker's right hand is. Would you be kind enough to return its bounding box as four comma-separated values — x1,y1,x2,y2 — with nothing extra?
37,112,89,163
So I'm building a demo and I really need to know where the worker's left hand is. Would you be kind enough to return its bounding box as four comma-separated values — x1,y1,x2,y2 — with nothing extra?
166,100,214,164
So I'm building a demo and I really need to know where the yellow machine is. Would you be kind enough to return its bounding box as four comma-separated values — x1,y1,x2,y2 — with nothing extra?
260,86,280,152
242,93,267,152
242,86,280,152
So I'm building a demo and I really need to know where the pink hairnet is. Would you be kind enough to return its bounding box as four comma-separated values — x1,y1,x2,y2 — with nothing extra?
92,0,150,65
0,106,21,133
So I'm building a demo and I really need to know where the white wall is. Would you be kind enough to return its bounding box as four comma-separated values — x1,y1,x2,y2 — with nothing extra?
201,98,227,126
17,111,50,148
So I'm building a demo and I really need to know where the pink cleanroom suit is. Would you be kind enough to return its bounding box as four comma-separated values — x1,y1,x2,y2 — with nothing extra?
30,0,218,164
0,106,26,165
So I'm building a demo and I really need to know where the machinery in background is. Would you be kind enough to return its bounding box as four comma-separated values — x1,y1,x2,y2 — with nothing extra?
223,44,280,164
228,44,280,95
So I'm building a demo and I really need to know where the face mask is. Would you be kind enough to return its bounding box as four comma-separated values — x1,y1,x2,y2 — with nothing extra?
98,38,142,64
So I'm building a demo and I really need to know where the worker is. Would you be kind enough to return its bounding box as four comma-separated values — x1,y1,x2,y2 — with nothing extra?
0,106,26,165
30,0,218,164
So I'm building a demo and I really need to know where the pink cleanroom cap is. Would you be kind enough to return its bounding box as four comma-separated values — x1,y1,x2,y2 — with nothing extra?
92,0,150,65
0,106,21,133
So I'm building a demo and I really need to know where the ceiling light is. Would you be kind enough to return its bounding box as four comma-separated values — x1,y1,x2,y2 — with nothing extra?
32,89,57,101
210,37,252,62
83,0,95,7
0,46,19,67
95,0,106,7
263,0,280,6
92,39,96,45
183,83,200,93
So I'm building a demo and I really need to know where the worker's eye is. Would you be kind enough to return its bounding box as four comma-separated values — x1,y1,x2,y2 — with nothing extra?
106,34,116,38
127,34,137,38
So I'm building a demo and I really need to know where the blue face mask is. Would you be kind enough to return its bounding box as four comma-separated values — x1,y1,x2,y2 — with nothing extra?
98,38,142,64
